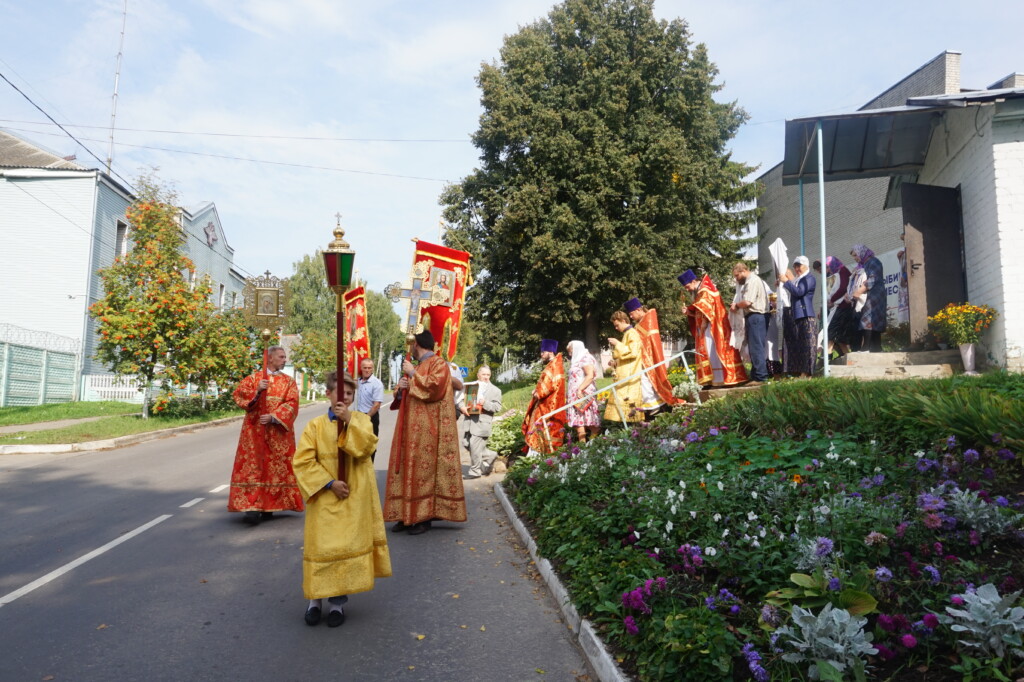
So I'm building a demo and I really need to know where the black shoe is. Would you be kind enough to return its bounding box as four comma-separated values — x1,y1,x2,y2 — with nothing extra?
408,521,432,535
260,511,274,520
304,606,321,626
390,521,409,533
243,511,261,525
326,608,346,627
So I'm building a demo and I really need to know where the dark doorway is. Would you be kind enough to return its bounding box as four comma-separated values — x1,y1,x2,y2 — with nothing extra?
900,183,966,347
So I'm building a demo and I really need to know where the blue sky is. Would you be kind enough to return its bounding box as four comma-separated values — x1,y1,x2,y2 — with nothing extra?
2,0,1021,295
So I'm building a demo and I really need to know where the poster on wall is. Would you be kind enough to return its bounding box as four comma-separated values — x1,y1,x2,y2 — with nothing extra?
876,248,909,325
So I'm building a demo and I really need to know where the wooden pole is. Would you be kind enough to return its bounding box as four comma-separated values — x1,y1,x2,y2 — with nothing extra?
335,291,347,484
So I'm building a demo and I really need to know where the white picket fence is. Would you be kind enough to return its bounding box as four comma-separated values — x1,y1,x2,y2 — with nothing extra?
80,374,147,403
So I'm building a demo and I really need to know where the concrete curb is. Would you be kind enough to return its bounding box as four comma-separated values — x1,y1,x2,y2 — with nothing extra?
0,414,246,455
493,481,629,682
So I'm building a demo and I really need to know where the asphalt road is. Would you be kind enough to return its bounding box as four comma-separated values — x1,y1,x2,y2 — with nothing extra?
0,401,591,682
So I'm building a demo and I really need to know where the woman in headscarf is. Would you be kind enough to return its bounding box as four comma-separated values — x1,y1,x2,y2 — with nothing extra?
847,244,886,352
779,255,818,376
814,256,855,357
565,340,600,442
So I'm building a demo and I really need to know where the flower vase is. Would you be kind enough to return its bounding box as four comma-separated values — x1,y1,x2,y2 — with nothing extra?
959,342,978,375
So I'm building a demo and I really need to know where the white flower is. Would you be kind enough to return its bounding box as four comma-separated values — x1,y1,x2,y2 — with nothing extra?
717,481,724,491
713,513,722,522
665,521,674,534
722,529,730,537
634,531,641,540
759,528,767,538
670,504,677,515
824,481,831,490
706,463,713,472
680,480,686,489
914,450,925,459
747,511,757,521
874,466,882,473
667,489,677,500
818,505,831,516
751,491,758,499
690,511,698,519
704,546,717,556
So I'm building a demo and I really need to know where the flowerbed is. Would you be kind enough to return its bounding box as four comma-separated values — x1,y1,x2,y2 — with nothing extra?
504,378,1024,681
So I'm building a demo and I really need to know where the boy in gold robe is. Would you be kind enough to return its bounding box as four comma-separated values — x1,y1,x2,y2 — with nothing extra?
604,310,645,423
292,371,392,627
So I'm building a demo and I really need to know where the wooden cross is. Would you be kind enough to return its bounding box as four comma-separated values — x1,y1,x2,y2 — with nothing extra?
384,268,435,334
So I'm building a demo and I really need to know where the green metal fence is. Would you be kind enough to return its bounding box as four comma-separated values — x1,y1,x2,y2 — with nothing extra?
0,342,78,406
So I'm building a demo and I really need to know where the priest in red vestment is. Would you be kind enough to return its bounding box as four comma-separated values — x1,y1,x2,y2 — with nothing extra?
228,345,304,523
679,270,748,388
522,339,567,455
625,297,678,417
383,330,467,536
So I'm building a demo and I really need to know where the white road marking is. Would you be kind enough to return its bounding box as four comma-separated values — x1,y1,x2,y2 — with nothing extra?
209,484,229,493
0,514,173,608
180,497,204,508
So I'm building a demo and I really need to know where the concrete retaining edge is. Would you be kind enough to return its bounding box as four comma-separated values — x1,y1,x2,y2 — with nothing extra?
0,414,245,455
493,481,629,682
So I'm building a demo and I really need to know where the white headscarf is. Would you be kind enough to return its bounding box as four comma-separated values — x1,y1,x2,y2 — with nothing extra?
566,340,591,368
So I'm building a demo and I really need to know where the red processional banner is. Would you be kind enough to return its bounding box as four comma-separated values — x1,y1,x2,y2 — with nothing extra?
412,240,472,361
342,286,370,377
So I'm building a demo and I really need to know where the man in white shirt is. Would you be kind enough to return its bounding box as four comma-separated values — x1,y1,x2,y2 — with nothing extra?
355,358,384,461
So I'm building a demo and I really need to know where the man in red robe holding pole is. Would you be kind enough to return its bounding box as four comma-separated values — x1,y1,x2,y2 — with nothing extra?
625,297,677,418
228,345,304,524
522,339,567,456
679,269,748,388
383,330,467,536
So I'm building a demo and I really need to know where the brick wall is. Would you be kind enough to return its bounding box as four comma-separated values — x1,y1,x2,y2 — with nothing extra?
862,51,961,110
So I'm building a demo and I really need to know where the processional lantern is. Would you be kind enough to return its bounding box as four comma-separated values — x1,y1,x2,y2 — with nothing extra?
322,215,356,483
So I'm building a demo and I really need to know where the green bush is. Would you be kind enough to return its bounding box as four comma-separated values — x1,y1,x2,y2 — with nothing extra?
150,392,236,419
489,411,526,460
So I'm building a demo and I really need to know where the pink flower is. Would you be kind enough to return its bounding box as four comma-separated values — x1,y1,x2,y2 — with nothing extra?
951,595,965,606
900,634,918,649
922,613,940,629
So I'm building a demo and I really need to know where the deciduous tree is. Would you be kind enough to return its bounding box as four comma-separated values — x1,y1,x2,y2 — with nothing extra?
441,0,760,353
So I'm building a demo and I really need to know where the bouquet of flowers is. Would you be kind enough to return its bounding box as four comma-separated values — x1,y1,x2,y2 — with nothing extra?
927,303,997,345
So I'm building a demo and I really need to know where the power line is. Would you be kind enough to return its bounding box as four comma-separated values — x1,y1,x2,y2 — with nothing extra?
0,70,138,193
0,117,469,143
2,126,452,183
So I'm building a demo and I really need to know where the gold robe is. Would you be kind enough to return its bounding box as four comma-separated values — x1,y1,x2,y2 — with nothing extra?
293,411,392,600
604,326,644,422
383,353,467,525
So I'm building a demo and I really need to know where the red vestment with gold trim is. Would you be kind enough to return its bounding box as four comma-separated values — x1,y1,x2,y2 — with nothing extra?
383,353,467,525
522,353,567,454
635,308,678,406
227,372,304,512
686,275,748,387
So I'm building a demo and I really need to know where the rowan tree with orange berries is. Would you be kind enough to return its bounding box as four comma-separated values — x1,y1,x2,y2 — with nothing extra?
90,181,217,417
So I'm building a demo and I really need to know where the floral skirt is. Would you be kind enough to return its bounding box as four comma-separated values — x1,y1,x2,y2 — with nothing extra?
567,389,600,427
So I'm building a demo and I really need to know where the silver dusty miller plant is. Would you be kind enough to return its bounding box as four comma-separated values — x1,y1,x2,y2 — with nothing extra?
944,486,1023,536
777,603,877,681
941,583,1024,660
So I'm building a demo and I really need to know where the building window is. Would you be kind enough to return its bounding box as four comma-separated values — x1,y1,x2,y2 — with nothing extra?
218,284,225,309
231,292,238,308
115,220,128,258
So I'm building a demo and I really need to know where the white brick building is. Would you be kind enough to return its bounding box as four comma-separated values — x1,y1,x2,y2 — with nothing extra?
756,52,1024,370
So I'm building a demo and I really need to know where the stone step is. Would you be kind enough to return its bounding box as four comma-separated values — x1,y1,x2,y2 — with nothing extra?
832,349,962,368
825,364,957,380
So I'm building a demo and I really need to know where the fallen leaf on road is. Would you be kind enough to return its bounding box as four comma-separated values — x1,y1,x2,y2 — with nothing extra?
452,594,459,599
535,669,546,674
407,666,415,670
480,626,486,632
415,634,426,640
96,624,108,630
199,579,208,583
460,625,467,629
42,676,54,681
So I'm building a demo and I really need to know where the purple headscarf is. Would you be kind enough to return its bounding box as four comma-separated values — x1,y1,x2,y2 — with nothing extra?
825,256,845,275
851,244,875,264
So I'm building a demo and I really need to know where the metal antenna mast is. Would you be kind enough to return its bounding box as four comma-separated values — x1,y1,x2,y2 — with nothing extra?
106,0,129,173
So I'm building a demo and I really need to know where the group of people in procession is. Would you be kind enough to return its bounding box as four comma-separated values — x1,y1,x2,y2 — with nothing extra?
218,244,887,630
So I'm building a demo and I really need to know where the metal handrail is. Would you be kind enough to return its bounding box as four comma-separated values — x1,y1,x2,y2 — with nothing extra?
528,349,702,447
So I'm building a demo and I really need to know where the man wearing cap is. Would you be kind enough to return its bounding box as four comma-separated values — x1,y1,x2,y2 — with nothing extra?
383,330,467,535
678,269,748,388
625,297,676,418
522,340,567,456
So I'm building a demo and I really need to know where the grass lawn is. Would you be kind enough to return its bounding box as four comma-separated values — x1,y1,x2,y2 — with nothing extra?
0,401,140,427
0,410,239,445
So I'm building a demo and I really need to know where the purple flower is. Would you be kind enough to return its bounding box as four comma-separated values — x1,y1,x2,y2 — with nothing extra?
742,643,769,682
544,458,555,467
730,605,741,615
946,435,957,449
969,530,980,546
997,448,1015,461
760,604,782,628
916,458,938,473
704,596,717,610
963,449,980,464
923,565,941,585
526,477,536,485
875,644,897,661
983,466,995,480
827,577,841,591
992,433,1003,443
901,634,918,649
917,492,946,511
995,496,1009,507
872,473,885,486
656,576,668,591
815,537,834,557
708,427,719,437
951,595,965,606
623,615,639,636
877,614,896,632
875,566,894,582
922,613,940,629
922,513,942,529
685,431,700,443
